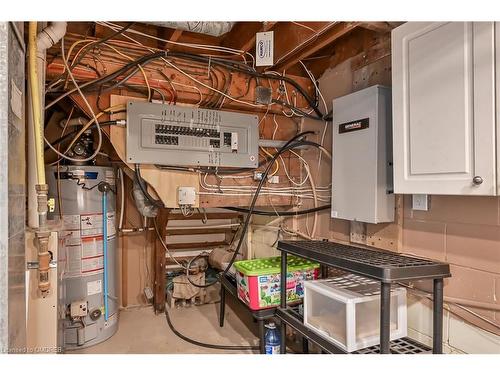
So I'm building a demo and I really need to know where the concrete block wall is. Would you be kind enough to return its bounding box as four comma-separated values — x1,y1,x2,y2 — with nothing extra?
402,195,500,353
248,41,500,353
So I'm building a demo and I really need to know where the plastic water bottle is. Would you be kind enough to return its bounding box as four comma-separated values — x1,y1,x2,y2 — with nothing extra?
264,322,281,354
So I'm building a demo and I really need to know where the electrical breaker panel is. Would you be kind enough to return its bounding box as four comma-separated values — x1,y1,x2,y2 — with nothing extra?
126,101,259,168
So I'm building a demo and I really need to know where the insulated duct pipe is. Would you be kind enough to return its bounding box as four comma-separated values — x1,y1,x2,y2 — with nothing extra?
147,22,234,37
27,21,67,228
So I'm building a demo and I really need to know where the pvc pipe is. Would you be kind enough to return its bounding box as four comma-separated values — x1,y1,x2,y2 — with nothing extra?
102,190,109,321
36,22,67,51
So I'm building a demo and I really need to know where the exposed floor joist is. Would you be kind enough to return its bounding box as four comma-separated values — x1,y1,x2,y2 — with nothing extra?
271,22,361,72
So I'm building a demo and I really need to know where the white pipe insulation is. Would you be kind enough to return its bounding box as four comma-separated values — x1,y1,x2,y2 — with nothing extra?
147,22,235,37
27,22,67,228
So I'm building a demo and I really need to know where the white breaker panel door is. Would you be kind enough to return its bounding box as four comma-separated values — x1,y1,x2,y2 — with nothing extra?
392,22,497,195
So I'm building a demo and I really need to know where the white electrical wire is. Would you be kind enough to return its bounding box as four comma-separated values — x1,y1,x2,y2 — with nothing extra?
218,174,255,179
197,192,330,202
153,219,188,271
278,150,311,186
170,81,204,105
96,21,255,66
291,22,318,34
95,27,266,111
274,22,337,67
200,173,331,195
44,37,103,163
163,59,265,109
299,60,330,169
251,223,313,240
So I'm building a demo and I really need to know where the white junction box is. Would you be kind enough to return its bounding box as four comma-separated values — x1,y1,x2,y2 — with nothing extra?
304,274,407,352
178,186,196,206
331,85,394,223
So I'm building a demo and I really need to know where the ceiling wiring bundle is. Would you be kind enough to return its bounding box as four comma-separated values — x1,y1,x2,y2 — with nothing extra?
45,22,328,121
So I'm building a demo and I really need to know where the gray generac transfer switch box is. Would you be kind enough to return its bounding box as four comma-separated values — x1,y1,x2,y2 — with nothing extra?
331,85,394,224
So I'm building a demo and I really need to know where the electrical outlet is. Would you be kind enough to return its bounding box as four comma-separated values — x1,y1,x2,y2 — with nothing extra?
412,194,430,211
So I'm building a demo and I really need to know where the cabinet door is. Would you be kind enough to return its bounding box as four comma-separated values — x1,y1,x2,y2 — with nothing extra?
392,22,496,195
496,23,500,195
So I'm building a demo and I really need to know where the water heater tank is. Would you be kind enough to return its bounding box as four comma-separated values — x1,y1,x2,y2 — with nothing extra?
47,165,119,350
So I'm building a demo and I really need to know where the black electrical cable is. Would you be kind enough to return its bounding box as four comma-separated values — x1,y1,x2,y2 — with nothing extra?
69,178,116,194
46,51,168,109
195,131,316,176
186,138,324,289
50,48,323,118
281,130,315,148
271,98,322,120
153,131,316,183
44,120,119,152
222,205,331,217
164,308,259,351
220,139,322,271
70,23,135,69
134,164,164,208
47,23,136,91
100,66,140,94
323,109,333,122
163,51,323,118
83,51,166,91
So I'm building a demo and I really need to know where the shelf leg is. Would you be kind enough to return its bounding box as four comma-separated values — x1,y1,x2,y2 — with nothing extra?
280,252,287,354
321,264,328,279
280,322,286,354
380,282,391,354
258,318,266,354
433,278,444,354
302,337,309,354
219,283,225,328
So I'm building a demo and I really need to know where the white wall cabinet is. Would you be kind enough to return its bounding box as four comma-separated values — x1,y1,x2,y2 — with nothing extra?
392,22,499,195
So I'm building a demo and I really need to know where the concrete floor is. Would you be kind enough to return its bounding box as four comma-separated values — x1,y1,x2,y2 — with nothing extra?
74,296,261,354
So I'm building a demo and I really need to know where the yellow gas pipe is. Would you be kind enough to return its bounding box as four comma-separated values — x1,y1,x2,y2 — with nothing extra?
28,21,50,296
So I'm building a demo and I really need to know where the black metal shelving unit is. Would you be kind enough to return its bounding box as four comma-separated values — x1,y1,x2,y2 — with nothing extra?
277,240,451,354
218,273,277,354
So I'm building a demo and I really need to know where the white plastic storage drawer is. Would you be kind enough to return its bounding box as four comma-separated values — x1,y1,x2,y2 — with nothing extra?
304,274,407,352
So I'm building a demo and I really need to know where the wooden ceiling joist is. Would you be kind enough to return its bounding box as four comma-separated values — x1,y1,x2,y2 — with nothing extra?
169,29,184,43
227,21,278,54
359,22,399,34
271,21,361,72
